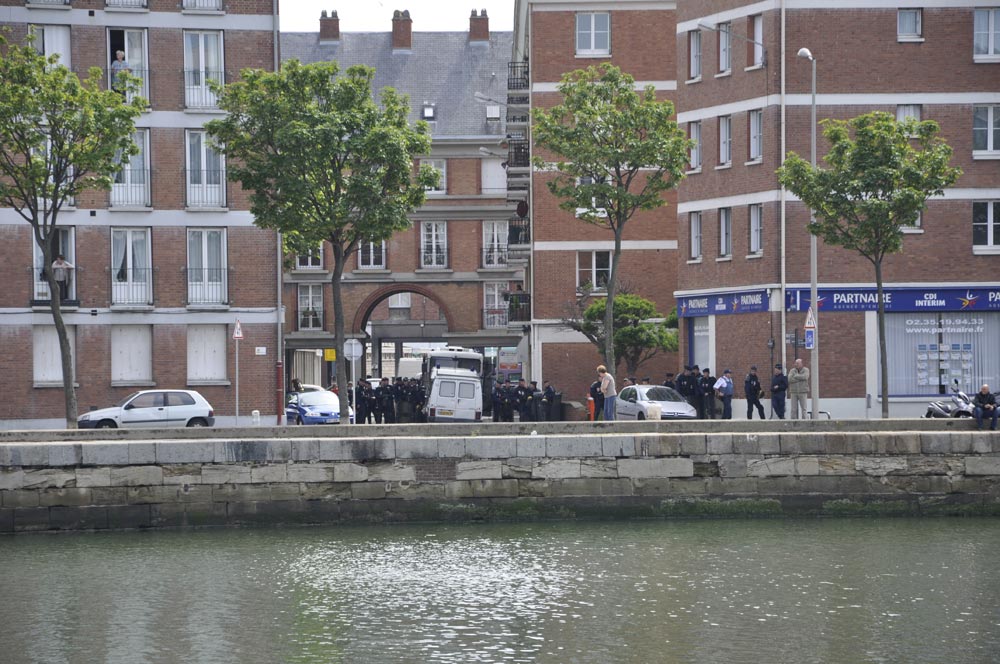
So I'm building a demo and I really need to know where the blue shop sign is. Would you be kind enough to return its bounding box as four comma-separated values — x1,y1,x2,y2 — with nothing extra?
786,287,1000,313
679,290,769,318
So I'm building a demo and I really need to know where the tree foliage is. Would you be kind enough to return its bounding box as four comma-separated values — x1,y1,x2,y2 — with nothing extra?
0,33,144,427
205,60,436,413
532,63,689,372
777,111,961,417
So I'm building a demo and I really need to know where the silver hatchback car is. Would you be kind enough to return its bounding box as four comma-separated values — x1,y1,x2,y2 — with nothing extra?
78,389,216,429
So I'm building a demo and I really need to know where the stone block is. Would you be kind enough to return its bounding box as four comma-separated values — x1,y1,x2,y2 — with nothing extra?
843,433,875,454
518,479,549,498
6,444,48,467
532,459,581,479
545,436,603,458
466,437,518,459
110,465,163,487
471,479,519,498
48,444,82,467
665,478,709,495
76,467,111,488
632,434,661,457
905,457,962,476
351,482,387,500
82,443,130,466
395,437,439,459
549,478,630,497
157,441,215,464
515,436,546,458
707,477,759,495
503,458,534,479
0,470,25,491
287,464,335,483
89,488,128,505
161,464,203,485
780,434,826,454
2,490,40,508
212,484,272,503
0,446,8,467
747,457,796,477
39,488,93,507
444,480,475,499
818,456,857,476
216,440,289,463
126,485,213,505
946,435,974,454
872,434,920,455
706,434,734,455
456,460,503,480
106,505,152,530
754,476,804,494
269,483,306,501
795,456,821,476
291,438,320,461
920,433,952,454
601,435,635,457
250,464,288,484
676,434,707,456
199,465,251,485
128,443,156,465
332,463,368,483
13,506,53,532
649,435,682,456
718,456,751,478
367,463,415,482
632,477,671,496
618,458,694,479
299,482,351,501
970,433,994,454
580,458,618,478
965,457,1000,476
386,482,446,500
319,438,375,461
437,437,465,458
49,506,108,531
0,508,12,533
23,469,76,489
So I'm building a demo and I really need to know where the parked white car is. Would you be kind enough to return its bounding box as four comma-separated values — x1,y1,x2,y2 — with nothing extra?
615,384,697,420
78,389,215,429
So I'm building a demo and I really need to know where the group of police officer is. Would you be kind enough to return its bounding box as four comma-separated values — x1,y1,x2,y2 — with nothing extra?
353,376,427,424
491,377,557,422
664,363,788,419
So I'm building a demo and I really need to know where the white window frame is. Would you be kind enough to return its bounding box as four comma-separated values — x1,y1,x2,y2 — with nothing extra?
422,158,446,195
33,325,76,386
187,228,227,305
717,22,731,73
482,220,508,268
719,208,732,258
689,212,702,260
749,14,764,67
748,109,763,162
897,9,922,41
30,24,71,69
111,325,153,385
575,175,609,218
749,204,763,255
973,201,1000,254
719,115,732,166
689,121,702,171
187,324,227,384
973,105,1000,157
185,130,226,207
577,250,611,292
974,8,1000,60
896,104,921,123
111,227,152,305
688,30,701,80
112,129,150,207
358,241,386,270
298,283,323,331
183,30,223,108
33,226,76,301
296,247,323,270
388,292,411,309
107,27,149,103
576,12,610,56
483,282,508,328
421,221,448,268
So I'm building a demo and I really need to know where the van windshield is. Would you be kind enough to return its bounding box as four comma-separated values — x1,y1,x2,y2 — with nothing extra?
432,357,482,374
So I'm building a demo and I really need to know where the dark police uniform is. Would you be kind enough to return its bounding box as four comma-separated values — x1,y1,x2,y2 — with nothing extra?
355,383,368,423
515,381,533,422
771,365,788,419
491,381,504,422
542,383,556,421
744,368,766,420
376,380,395,424
699,371,717,419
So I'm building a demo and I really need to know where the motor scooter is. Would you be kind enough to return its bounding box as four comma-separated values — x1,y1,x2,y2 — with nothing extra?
924,379,975,418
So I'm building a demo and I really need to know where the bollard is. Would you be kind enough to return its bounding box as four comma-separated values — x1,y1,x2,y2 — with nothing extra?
251,409,261,426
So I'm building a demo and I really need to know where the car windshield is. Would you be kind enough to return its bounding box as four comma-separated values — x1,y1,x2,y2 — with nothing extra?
641,386,686,402
298,391,339,408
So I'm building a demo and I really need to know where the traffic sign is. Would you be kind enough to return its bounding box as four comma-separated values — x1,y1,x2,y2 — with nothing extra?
804,306,816,329
233,319,243,340
343,339,363,361
804,328,815,350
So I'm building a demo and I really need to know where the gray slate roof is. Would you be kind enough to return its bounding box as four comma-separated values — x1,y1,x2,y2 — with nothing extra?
280,31,513,139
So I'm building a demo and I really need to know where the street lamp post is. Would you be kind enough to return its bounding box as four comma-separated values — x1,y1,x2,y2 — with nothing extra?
797,47,819,420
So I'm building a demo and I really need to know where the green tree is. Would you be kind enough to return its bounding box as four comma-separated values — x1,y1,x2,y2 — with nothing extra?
0,34,144,428
777,111,961,417
567,293,677,377
532,63,689,372
206,60,436,414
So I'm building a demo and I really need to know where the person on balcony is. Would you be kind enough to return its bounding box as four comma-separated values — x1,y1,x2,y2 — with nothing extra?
111,50,131,92
51,254,74,300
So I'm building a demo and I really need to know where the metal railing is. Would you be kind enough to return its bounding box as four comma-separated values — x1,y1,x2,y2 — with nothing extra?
298,308,323,331
30,266,78,304
508,139,530,168
483,308,508,329
184,69,223,108
508,293,531,323
27,0,70,5
482,246,508,268
182,0,222,9
111,169,151,207
186,267,228,305
185,170,227,207
508,62,529,90
107,67,149,104
106,0,147,7
420,246,448,269
111,267,153,305
508,217,530,245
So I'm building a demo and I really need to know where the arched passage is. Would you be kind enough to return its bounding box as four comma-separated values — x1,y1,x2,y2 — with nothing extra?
352,283,456,336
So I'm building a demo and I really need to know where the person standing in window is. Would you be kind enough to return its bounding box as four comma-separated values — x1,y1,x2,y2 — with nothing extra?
51,254,74,300
111,50,131,92
597,365,617,421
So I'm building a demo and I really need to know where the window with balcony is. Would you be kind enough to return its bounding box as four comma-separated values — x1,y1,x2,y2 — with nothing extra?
717,22,731,73
482,220,508,268
748,109,763,162
719,208,732,258
689,212,702,260
358,241,386,270
107,0,149,8
108,28,147,103
296,247,322,270
112,129,150,207
187,228,227,305
187,324,227,383
298,284,323,330
748,14,764,67
33,227,76,303
975,9,1000,60
577,251,610,291
576,12,610,56
33,325,75,386
422,159,446,195
484,281,508,328
186,130,226,207
183,0,223,9
111,227,151,305
973,105,1000,157
689,121,702,171
183,30,223,108
898,9,922,41
973,201,1000,253
30,24,71,68
111,325,152,384
749,204,763,255
421,221,447,268
719,115,732,166
688,30,701,80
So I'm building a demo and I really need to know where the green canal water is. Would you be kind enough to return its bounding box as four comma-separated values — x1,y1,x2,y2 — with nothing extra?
1,518,998,664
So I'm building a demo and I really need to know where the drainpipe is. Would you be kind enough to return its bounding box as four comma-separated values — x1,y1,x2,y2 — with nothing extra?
273,0,284,424
779,0,788,371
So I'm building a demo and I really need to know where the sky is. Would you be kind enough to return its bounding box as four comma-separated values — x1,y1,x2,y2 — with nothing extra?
280,0,516,33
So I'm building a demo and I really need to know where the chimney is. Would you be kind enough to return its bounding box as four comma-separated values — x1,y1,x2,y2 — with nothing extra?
319,10,340,43
469,9,489,42
392,10,412,51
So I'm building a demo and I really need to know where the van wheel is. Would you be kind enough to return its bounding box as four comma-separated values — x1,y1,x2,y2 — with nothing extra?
96,420,117,429
186,418,208,427
637,412,646,421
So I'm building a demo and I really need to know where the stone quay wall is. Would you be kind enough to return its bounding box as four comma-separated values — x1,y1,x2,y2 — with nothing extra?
2,430,999,533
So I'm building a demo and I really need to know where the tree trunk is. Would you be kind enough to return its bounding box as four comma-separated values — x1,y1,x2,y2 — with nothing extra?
40,238,78,428
875,260,889,418
331,240,350,424
603,226,624,373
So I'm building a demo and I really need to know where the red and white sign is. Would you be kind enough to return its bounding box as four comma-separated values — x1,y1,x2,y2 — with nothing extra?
233,319,244,340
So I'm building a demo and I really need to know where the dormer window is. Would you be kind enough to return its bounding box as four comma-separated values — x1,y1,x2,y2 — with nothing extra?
422,103,436,120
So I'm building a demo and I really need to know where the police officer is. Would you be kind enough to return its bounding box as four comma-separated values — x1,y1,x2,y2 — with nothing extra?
376,377,396,424
491,379,504,422
354,380,368,424
411,379,426,423
771,364,788,419
689,365,704,418
662,373,676,391
744,365,766,420
500,379,516,422
515,378,532,421
542,380,556,421
589,378,604,421
699,368,717,419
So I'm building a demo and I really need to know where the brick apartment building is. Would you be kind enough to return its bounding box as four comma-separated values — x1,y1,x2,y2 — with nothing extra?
673,2,1000,417
280,9,527,384
0,0,282,428
512,0,682,400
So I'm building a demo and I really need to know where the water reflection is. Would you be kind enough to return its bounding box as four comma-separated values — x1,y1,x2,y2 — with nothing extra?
1,519,998,663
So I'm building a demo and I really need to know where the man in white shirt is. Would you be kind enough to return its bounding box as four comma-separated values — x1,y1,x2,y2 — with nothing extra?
597,365,617,421
713,369,735,420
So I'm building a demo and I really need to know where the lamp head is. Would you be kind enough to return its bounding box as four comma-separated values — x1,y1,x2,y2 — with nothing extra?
797,47,814,61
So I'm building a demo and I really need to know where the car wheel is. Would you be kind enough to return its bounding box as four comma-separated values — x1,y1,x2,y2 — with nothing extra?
186,418,208,427
96,420,117,429
637,412,645,421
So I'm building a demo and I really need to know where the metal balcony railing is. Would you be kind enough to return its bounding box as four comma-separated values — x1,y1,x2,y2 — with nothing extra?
507,293,531,323
27,0,70,5
183,0,222,9
30,266,78,305
508,217,530,245
506,93,529,107
108,67,149,104
184,69,223,108
186,267,228,305
111,267,153,305
111,168,151,207
482,246,508,268
484,308,508,329
420,246,448,269
106,0,147,8
299,308,323,331
507,110,529,125
508,62,529,90
508,139,530,168
185,170,227,208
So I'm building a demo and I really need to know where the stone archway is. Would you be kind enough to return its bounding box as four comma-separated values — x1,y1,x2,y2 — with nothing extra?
352,283,456,335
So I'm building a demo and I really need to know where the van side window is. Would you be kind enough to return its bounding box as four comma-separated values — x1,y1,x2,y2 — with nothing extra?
458,382,475,399
439,381,456,397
